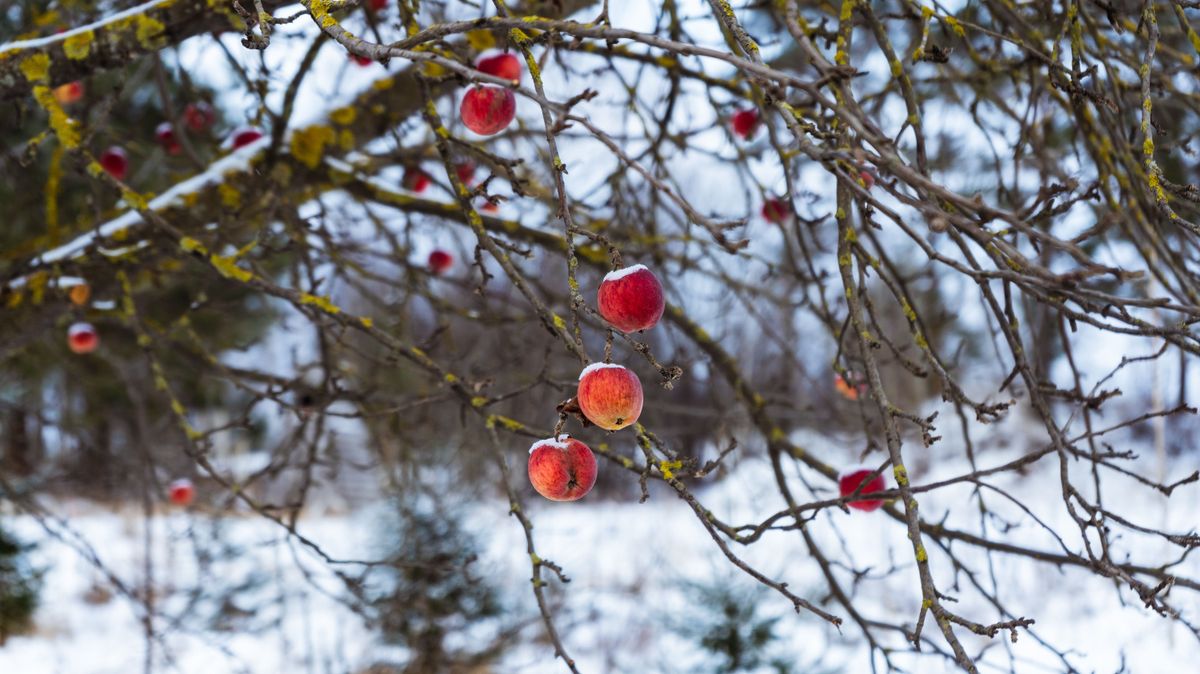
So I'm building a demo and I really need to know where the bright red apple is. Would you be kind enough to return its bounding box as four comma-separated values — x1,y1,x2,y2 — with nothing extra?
577,363,643,431
460,86,516,136
68,283,91,306
761,198,788,224
477,52,521,82
428,249,453,274
155,121,182,155
67,322,99,354
168,478,195,506
350,53,373,66
834,371,868,401
184,102,216,131
731,108,760,139
98,146,129,181
597,264,664,333
838,467,886,512
403,167,430,193
53,81,83,105
528,436,597,502
229,127,264,150
480,200,498,213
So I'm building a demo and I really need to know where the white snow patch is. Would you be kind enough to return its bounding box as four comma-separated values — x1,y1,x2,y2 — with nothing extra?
602,263,649,283
529,436,570,454
578,362,625,380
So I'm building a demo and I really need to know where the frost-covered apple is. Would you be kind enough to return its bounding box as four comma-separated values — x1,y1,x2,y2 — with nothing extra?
460,86,516,136
67,322,99,354
155,122,181,155
168,478,195,506
428,249,453,275
761,198,788,224
98,146,129,181
577,363,644,431
53,81,83,105
528,436,597,502
597,264,664,333
229,127,264,150
838,467,886,512
403,167,430,193
477,52,521,82
184,102,215,131
731,108,759,139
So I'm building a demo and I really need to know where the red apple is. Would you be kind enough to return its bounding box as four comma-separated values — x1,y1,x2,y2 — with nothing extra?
229,127,264,150
577,363,643,431
67,322,99,354
155,121,182,155
455,161,476,185
350,53,373,66
838,467,886,512
184,102,216,131
528,436,597,501
368,0,387,10
460,85,516,136
168,478,195,506
98,146,129,181
53,81,83,105
477,52,521,82
731,108,760,139
834,371,868,401
597,264,664,333
480,200,498,213
859,170,876,189
403,167,430,193
761,198,788,224
428,249,453,274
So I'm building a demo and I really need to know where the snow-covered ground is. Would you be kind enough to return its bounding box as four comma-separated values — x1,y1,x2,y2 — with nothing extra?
3,411,1198,674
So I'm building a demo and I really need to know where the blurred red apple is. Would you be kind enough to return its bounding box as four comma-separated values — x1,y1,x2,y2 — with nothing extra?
859,169,876,189
761,198,788,224
455,161,476,185
477,52,521,82
838,467,886,512
731,108,759,139
350,53,373,66
67,322,99,354
403,167,430,193
460,86,516,136
168,478,195,506
184,102,216,131
597,264,664,333
53,81,83,105
428,249,453,274
577,363,643,431
528,436,597,501
834,371,868,401
480,200,498,213
68,283,90,306
155,122,182,155
368,0,387,10
98,146,129,181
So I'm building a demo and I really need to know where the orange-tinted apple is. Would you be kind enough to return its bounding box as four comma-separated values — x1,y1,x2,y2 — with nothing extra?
577,363,643,431
528,436,597,501
53,81,84,105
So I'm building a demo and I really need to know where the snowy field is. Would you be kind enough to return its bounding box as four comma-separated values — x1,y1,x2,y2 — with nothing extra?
2,410,1198,674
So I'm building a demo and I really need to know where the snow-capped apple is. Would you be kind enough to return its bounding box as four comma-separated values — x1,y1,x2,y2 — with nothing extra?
597,264,664,333
184,102,216,131
577,363,644,431
168,478,195,506
403,167,430,193
155,122,181,155
67,322,99,354
460,86,516,136
528,436,597,502
834,371,868,401
98,146,129,180
477,52,521,82
229,127,264,149
53,81,83,105
731,108,760,139
761,198,788,224
428,249,453,275
838,467,886,512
